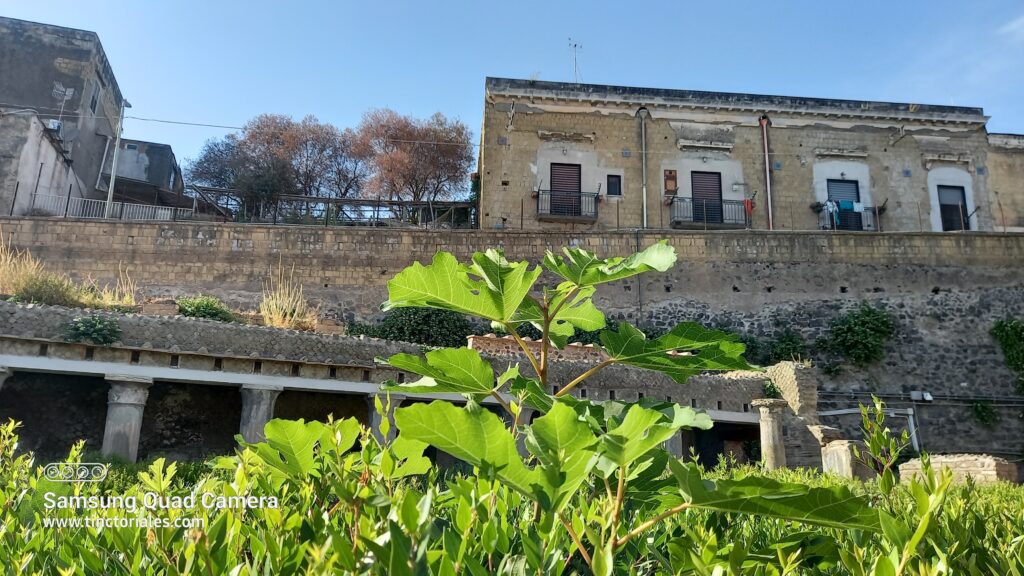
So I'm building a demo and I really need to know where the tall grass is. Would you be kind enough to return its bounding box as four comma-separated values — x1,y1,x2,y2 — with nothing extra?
260,258,317,330
0,228,136,308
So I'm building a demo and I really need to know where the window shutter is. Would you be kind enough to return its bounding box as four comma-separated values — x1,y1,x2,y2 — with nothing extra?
550,164,581,193
691,171,723,223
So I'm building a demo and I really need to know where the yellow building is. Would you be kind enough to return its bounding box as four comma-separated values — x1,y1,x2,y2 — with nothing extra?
479,77,1020,233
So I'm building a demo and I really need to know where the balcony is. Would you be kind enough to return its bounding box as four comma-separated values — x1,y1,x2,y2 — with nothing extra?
815,205,882,231
536,190,598,223
669,197,748,229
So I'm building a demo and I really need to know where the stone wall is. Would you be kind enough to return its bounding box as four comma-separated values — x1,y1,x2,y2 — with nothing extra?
1,218,1023,462
900,454,1019,484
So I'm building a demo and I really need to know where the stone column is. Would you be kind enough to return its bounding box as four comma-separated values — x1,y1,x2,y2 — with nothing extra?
665,431,684,459
239,385,282,443
367,393,405,443
101,375,153,463
752,398,789,470
822,440,875,480
514,407,535,457
0,367,11,393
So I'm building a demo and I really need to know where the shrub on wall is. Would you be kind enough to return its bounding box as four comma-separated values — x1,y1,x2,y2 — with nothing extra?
177,295,235,322
348,308,475,348
259,261,318,330
991,318,1024,393
65,314,122,345
824,304,895,365
740,329,807,366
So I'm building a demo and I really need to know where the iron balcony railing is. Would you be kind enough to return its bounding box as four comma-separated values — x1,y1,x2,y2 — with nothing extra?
27,193,193,221
670,197,748,227
536,190,598,221
819,207,880,231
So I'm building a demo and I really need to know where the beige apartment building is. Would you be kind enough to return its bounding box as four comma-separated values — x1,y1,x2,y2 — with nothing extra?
478,77,1024,233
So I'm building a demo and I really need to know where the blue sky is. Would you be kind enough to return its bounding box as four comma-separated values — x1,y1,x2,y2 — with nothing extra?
6,1,1024,165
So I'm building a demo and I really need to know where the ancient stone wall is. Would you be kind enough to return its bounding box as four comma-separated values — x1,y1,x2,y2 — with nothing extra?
900,454,1019,484
1,218,1023,463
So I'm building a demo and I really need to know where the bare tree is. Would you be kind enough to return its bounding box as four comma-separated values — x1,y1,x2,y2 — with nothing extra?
356,109,474,202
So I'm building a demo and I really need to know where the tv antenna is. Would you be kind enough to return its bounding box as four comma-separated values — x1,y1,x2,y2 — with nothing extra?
569,38,582,83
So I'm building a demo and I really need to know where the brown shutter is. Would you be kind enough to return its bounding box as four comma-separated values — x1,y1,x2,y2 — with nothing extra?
550,163,581,193
691,171,722,223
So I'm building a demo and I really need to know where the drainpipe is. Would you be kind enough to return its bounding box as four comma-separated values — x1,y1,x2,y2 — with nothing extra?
759,115,774,230
637,107,650,229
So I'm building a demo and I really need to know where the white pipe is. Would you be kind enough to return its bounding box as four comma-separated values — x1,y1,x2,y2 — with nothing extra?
637,107,649,229
759,115,774,230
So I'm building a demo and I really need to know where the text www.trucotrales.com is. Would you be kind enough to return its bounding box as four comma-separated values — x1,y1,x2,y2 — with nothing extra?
42,516,206,529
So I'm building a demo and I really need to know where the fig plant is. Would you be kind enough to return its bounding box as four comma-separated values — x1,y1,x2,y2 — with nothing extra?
378,242,883,574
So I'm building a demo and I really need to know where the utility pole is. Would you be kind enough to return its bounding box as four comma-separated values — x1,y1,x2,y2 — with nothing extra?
104,99,131,218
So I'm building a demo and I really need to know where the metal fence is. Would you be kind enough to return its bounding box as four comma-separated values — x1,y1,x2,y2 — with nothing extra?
27,193,193,221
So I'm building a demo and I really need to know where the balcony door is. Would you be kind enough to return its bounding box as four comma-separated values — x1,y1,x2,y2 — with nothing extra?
938,185,969,231
827,179,862,230
550,163,582,216
691,171,723,224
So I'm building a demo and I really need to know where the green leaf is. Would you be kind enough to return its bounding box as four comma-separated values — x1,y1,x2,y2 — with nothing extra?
253,419,324,478
601,322,754,383
669,460,882,532
508,374,554,413
512,284,606,348
382,250,541,322
524,403,599,511
543,240,677,287
599,404,709,471
393,401,542,498
382,348,495,394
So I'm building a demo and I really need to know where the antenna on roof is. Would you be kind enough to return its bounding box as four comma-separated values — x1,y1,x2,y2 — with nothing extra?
569,38,582,83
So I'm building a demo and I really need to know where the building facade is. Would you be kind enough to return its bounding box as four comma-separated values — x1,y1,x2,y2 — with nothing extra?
0,17,126,204
479,77,1021,233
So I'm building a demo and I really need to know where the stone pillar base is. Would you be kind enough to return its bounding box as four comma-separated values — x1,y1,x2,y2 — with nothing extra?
822,440,875,480
239,386,282,443
101,375,153,463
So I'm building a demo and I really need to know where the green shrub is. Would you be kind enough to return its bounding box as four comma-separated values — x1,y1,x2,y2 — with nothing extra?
824,303,895,365
970,401,1000,428
763,379,782,399
12,272,82,307
741,329,806,365
992,318,1024,393
348,308,474,348
65,314,122,345
177,295,234,322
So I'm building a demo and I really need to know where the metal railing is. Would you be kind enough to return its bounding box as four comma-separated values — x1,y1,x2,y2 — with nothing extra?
27,193,193,221
536,190,599,220
670,197,748,227
819,207,880,231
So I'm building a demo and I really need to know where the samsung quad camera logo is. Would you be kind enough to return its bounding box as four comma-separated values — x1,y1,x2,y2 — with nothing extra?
43,463,109,482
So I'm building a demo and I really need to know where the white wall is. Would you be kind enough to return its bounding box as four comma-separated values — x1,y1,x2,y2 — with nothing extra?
660,152,747,202
4,114,88,216
926,166,976,232
532,141,624,196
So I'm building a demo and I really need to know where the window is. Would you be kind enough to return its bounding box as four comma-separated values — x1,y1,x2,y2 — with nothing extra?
606,174,622,196
125,143,138,151
691,171,723,223
89,83,100,114
938,185,969,231
826,179,863,230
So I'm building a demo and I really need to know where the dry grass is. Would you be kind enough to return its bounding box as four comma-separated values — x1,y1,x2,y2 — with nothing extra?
0,231,46,296
260,259,317,330
0,228,137,309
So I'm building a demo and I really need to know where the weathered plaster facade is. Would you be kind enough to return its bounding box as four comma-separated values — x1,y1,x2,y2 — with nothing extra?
987,134,1024,232
478,77,1017,234
0,16,125,205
